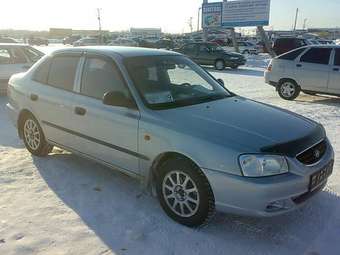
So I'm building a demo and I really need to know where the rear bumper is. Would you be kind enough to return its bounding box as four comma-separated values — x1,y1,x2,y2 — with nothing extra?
264,71,278,88
202,143,334,217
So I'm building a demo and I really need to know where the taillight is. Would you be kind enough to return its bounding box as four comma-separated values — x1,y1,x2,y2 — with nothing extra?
267,64,272,72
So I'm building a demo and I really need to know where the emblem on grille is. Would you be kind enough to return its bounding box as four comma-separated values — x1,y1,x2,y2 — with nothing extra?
314,149,321,159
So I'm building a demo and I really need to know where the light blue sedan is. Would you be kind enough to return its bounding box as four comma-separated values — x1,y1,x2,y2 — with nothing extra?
7,47,334,227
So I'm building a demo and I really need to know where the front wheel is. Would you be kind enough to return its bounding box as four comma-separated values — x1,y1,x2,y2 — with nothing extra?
20,113,53,156
156,157,215,227
278,80,300,100
214,60,225,70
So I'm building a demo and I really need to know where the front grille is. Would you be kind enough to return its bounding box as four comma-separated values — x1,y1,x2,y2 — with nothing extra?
296,140,327,165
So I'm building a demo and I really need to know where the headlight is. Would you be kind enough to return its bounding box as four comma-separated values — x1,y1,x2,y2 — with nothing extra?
239,154,288,177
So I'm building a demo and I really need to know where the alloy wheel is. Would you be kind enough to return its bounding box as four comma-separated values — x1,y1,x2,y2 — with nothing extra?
23,119,41,151
162,170,200,218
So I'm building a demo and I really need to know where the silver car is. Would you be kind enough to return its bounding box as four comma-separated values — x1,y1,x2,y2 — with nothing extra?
7,47,334,227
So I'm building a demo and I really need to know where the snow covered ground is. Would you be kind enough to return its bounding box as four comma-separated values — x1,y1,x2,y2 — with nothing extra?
0,51,339,255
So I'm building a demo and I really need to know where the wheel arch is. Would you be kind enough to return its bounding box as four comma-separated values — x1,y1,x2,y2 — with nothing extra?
147,151,212,195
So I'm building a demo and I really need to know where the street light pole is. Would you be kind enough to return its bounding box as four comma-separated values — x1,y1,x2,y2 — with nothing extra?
293,8,299,31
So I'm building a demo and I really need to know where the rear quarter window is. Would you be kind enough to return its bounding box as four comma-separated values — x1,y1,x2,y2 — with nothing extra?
32,57,51,84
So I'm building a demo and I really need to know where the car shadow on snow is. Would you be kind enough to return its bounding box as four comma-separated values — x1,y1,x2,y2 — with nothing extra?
32,150,340,255
297,95,340,107
204,66,265,77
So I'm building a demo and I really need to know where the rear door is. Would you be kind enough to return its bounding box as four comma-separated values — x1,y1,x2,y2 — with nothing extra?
296,47,332,92
70,54,140,174
30,53,82,149
328,48,340,94
197,44,215,65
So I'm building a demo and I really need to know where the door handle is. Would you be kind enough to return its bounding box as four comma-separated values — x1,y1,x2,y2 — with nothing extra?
74,106,86,116
333,67,339,71
30,94,38,101
296,64,302,67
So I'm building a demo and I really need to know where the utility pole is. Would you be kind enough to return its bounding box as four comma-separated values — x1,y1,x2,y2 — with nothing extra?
197,7,202,32
293,8,299,31
97,8,102,44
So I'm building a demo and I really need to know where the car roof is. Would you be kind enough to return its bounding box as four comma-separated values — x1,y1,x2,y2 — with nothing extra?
51,46,181,58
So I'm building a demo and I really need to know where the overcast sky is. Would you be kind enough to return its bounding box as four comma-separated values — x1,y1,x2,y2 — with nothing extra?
1,0,340,33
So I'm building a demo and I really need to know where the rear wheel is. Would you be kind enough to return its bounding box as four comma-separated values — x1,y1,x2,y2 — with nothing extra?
20,113,53,156
214,59,225,70
278,80,300,100
156,157,215,227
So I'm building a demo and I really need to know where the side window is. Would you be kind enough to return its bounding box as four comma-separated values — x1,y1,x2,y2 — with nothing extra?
334,49,340,66
199,45,209,52
300,48,332,65
81,56,130,100
0,48,11,64
10,48,27,64
278,48,306,60
47,55,80,91
32,57,51,84
183,44,196,53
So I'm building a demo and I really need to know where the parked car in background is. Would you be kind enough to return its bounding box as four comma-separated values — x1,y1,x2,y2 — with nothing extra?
209,39,228,47
226,41,258,54
7,46,334,227
272,37,308,56
108,38,138,47
307,39,321,45
318,40,335,45
0,43,44,95
176,42,246,70
0,37,19,43
265,45,340,100
63,35,81,45
155,39,175,49
73,38,99,47
28,37,49,46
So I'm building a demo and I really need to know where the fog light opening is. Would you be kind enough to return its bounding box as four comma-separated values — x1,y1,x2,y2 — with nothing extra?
266,199,292,212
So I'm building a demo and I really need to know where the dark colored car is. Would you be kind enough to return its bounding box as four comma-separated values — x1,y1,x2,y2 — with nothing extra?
176,42,246,70
63,35,81,45
273,38,308,56
28,37,49,46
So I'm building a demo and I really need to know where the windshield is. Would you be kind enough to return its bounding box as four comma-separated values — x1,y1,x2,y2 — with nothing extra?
124,55,231,110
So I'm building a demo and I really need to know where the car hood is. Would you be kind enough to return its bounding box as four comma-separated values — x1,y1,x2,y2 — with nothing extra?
157,96,321,153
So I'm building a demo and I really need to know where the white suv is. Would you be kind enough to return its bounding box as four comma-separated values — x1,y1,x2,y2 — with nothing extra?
265,46,340,100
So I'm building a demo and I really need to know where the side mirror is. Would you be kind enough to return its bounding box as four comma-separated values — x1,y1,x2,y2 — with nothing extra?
103,91,136,109
217,78,224,86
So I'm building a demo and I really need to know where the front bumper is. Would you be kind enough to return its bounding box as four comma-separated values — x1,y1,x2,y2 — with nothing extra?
202,142,334,217
6,102,19,128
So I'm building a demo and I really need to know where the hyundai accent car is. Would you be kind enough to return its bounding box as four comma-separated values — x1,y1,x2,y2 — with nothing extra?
265,46,340,100
7,47,334,227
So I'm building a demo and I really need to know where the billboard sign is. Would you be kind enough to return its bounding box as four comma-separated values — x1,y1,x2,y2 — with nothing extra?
202,2,223,28
222,0,271,27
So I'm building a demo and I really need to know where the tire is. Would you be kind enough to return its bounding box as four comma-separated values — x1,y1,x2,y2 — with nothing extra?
20,113,53,157
214,59,225,71
278,80,300,100
156,157,215,228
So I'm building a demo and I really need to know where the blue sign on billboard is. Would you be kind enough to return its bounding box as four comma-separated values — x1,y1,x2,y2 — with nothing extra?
202,2,223,28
